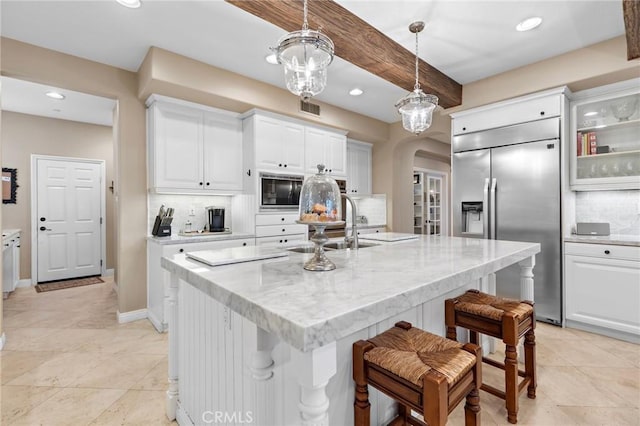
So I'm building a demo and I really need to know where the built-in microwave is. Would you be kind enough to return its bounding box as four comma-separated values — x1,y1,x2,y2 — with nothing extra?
259,173,304,210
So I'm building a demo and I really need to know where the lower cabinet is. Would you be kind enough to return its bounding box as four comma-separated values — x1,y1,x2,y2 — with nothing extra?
255,213,307,248
2,232,21,295
565,242,640,341
147,237,254,332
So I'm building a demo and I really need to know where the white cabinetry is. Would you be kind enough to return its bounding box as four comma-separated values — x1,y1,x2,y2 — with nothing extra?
247,114,305,173
569,78,640,190
147,237,254,332
304,127,347,176
346,140,372,195
254,213,307,248
147,95,243,194
356,226,386,236
452,92,561,135
565,242,640,341
2,231,20,294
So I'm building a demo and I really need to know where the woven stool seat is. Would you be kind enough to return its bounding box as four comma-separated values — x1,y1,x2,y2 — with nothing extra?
365,325,477,387
446,289,537,424
353,321,482,426
451,290,534,322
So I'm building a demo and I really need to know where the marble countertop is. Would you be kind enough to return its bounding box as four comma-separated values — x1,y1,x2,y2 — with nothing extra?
345,223,386,230
162,236,540,352
2,229,21,243
147,231,255,245
565,234,640,247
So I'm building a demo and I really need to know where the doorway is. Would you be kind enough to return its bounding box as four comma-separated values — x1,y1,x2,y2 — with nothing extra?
31,155,106,283
413,168,449,236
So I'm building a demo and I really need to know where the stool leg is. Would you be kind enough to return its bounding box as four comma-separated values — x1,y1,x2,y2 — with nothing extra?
445,299,457,341
464,388,481,426
423,370,448,426
505,344,518,424
525,328,537,399
469,330,479,345
353,341,372,426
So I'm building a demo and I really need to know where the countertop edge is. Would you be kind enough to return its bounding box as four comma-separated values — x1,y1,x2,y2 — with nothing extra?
565,235,640,247
148,232,255,245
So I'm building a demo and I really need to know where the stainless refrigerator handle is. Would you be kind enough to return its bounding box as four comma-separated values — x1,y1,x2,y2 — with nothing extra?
482,178,490,239
490,178,497,240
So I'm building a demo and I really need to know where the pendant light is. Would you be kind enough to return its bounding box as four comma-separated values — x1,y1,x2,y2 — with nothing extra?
274,0,334,101
395,21,438,135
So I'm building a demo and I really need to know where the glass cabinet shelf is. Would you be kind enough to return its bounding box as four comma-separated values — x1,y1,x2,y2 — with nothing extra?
570,79,640,190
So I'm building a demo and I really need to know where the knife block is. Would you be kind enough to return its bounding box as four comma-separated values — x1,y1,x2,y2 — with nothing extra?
151,215,172,237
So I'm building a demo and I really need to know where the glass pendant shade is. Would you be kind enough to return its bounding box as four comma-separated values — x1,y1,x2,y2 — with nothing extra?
396,21,439,135
396,89,438,135
276,29,334,101
274,0,334,101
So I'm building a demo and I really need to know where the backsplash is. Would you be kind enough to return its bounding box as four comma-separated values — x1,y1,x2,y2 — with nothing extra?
148,194,233,234
575,190,640,235
345,194,387,226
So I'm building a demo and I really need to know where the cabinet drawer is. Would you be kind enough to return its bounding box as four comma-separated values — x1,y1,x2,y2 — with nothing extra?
453,94,560,135
356,226,386,235
162,238,254,255
255,224,308,237
255,234,307,247
255,213,299,226
565,242,640,262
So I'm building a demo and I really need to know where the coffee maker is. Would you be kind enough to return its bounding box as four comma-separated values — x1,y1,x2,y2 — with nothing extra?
206,206,225,232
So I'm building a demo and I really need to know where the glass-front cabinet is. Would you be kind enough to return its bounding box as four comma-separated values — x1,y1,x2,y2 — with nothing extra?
570,79,640,190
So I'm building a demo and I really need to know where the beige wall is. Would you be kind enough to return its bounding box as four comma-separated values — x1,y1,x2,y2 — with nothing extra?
1,111,115,278
1,37,147,314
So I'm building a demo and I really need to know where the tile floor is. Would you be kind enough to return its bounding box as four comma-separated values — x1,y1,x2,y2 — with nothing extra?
1,277,639,425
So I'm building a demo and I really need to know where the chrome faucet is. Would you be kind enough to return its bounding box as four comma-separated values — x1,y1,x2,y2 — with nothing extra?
341,193,359,250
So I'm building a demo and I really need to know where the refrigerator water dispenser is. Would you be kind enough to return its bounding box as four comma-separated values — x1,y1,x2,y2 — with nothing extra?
461,202,483,235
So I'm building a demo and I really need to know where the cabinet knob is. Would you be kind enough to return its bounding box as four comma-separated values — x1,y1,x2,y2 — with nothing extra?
281,217,285,221
278,164,282,167
284,239,288,243
284,164,287,168
199,182,203,186
282,229,286,232
206,182,210,186
604,249,610,255
355,190,358,193
179,248,184,253
242,242,247,246
40,217,46,222
462,127,467,131
376,230,380,233
540,111,545,116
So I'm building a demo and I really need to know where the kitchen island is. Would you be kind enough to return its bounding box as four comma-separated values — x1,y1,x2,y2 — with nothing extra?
161,236,539,426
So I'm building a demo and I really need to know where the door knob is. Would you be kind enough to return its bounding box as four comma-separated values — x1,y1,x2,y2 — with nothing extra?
39,226,51,231
40,217,46,222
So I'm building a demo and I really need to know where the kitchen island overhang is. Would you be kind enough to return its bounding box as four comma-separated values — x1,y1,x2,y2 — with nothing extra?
161,236,540,425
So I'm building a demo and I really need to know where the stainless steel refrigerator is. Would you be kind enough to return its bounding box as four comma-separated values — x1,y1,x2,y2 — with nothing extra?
452,117,562,325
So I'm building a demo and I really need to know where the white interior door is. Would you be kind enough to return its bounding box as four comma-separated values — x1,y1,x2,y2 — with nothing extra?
36,159,102,282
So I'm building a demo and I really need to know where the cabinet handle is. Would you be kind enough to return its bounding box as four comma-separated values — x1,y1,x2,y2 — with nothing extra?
179,248,184,253
604,250,610,255
199,182,203,186
40,217,46,222
242,242,247,246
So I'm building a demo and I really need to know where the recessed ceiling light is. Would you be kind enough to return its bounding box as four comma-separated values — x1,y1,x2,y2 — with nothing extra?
265,53,278,65
45,91,65,100
349,88,364,96
516,17,542,32
583,111,598,117
116,0,141,9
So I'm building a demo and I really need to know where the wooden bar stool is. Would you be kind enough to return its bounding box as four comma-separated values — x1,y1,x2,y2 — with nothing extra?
445,289,536,424
353,321,482,426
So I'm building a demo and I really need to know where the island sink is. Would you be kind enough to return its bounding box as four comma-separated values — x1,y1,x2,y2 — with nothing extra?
286,241,379,253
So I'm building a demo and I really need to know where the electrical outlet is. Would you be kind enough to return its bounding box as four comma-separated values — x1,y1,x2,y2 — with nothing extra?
188,206,196,216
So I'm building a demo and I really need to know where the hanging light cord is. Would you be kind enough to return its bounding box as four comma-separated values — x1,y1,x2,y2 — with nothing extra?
302,0,309,31
414,30,421,91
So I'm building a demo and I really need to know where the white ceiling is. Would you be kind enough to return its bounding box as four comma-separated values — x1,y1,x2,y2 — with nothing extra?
0,0,626,125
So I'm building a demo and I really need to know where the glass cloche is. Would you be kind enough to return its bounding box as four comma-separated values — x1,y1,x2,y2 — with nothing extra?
297,165,344,271
298,165,343,223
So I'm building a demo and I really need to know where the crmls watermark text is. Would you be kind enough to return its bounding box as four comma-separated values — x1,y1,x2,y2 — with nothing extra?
202,411,254,424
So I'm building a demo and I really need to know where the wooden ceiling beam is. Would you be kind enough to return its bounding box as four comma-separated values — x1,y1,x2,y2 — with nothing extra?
226,0,462,108
623,0,640,60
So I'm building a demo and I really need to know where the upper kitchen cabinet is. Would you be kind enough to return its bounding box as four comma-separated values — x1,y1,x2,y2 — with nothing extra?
245,113,305,174
346,139,372,195
304,127,347,176
570,79,640,191
147,95,243,194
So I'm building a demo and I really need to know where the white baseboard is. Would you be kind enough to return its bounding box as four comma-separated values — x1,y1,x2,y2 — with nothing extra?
16,279,32,288
0,332,5,351
116,308,147,324
103,268,115,277
147,310,167,333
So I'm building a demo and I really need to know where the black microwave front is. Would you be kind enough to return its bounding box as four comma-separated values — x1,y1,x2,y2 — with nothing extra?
259,173,304,210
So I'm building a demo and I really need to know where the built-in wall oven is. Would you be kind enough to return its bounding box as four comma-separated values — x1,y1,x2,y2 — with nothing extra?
259,173,304,211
